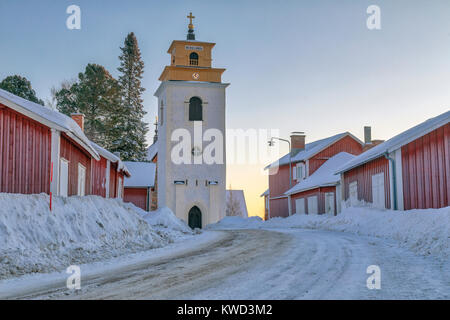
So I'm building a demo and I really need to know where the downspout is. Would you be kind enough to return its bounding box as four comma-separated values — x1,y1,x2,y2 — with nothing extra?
147,187,151,212
288,145,292,216
384,152,397,210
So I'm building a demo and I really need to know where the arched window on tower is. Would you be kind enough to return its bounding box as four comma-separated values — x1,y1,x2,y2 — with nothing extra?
189,97,203,121
189,52,199,66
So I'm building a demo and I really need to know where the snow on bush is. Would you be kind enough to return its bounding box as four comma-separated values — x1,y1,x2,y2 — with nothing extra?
123,203,193,235
143,207,193,234
0,194,193,279
209,206,450,259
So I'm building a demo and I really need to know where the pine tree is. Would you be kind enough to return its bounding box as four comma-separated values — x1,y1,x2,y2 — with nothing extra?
55,64,121,147
116,32,148,161
0,75,44,105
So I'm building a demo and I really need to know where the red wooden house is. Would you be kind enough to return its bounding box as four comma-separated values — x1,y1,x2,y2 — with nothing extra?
285,152,356,215
264,132,364,218
337,111,450,210
0,88,129,199
92,142,130,199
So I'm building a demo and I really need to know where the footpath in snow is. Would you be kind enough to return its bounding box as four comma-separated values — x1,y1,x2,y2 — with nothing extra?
208,206,450,260
0,193,194,280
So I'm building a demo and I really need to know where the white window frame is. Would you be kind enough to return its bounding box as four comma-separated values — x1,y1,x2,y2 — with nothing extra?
77,163,86,196
296,163,306,182
307,196,318,215
117,177,123,199
349,181,358,206
371,172,385,209
59,158,69,197
295,198,306,214
325,192,335,215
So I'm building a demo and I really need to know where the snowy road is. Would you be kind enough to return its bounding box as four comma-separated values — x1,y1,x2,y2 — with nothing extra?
3,228,449,299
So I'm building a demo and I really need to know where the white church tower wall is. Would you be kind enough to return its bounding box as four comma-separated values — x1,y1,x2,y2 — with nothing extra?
154,13,229,228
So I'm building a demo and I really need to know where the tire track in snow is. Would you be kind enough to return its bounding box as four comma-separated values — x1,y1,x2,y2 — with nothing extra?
6,229,449,300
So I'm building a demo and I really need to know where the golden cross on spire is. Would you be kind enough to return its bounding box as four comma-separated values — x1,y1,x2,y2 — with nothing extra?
187,12,195,30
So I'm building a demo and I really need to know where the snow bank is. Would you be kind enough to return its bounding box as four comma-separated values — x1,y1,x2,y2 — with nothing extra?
125,204,193,235
0,194,193,279
208,207,450,259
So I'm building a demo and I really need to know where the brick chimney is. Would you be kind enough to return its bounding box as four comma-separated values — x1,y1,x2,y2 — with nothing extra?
71,113,85,131
290,132,305,152
362,126,385,151
364,126,372,144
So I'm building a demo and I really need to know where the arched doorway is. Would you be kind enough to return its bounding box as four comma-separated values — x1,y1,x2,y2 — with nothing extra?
188,206,202,229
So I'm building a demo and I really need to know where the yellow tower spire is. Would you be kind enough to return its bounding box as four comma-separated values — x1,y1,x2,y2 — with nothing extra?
187,12,195,30
186,12,196,40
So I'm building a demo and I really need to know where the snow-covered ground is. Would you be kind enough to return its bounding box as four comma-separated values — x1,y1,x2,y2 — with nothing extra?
208,206,450,260
3,228,447,300
1,197,448,299
0,193,193,280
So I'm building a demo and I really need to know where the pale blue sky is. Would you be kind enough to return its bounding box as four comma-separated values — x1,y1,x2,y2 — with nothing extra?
1,0,450,147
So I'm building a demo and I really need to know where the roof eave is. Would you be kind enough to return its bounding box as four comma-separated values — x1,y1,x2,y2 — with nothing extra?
284,182,339,196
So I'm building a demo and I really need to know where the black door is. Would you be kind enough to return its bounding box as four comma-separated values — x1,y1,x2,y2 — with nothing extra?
188,206,202,229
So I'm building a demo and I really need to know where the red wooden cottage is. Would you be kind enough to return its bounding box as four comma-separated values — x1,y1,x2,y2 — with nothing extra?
91,142,130,199
264,132,364,218
337,110,450,210
0,88,129,199
123,161,156,211
285,152,356,215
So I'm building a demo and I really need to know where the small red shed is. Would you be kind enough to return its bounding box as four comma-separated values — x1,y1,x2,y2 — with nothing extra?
123,161,156,211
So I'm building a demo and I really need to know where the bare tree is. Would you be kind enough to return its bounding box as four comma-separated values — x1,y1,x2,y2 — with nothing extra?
46,79,76,110
226,187,242,217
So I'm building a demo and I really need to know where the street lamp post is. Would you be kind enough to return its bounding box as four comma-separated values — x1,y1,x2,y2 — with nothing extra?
268,137,293,216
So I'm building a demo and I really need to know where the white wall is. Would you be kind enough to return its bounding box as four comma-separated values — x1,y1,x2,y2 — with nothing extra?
155,81,229,227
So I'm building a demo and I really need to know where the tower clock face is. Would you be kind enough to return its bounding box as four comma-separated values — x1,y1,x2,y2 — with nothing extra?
192,72,200,80
191,146,202,156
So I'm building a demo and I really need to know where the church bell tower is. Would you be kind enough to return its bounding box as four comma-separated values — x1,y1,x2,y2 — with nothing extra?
155,13,229,228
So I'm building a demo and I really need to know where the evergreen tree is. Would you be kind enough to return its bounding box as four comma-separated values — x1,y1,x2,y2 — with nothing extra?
55,64,121,147
116,32,148,161
0,75,44,105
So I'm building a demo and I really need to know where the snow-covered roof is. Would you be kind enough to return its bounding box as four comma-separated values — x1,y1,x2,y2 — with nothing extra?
0,88,99,160
260,189,269,197
337,110,450,174
124,162,156,187
91,142,130,177
147,141,158,161
265,132,362,170
285,152,356,195
226,190,249,218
